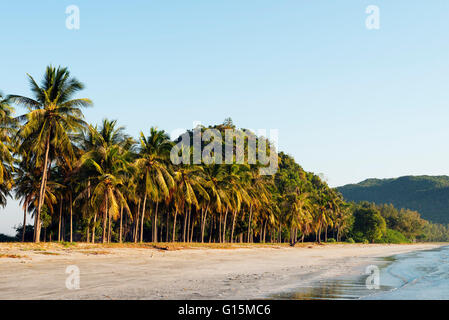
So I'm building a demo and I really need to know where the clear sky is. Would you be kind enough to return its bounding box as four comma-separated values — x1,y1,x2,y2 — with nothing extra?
0,1,448,235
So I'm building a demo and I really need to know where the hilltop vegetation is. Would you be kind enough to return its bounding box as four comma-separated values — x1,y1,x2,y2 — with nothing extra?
338,176,449,224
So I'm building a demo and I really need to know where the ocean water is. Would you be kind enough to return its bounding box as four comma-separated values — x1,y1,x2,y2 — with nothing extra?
273,245,449,300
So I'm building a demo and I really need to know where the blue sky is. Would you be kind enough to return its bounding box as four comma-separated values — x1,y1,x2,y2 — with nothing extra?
0,1,448,235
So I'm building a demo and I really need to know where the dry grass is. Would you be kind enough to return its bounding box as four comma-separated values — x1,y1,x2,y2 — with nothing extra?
0,253,23,259
0,241,446,254
34,251,60,255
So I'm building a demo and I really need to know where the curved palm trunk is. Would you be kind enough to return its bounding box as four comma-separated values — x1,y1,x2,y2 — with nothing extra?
35,136,51,243
140,194,147,243
22,201,27,242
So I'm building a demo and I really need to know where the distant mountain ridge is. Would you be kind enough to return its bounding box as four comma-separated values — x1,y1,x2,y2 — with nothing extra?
337,175,449,224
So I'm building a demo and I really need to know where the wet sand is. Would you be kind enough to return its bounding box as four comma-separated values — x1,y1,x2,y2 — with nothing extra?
0,243,443,299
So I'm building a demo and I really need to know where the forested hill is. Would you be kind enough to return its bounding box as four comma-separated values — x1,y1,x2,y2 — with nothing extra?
337,176,449,224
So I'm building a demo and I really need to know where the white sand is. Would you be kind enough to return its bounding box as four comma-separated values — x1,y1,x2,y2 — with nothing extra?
0,243,444,299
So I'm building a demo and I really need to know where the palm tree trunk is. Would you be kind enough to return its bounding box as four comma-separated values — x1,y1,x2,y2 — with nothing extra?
140,194,147,243
102,193,108,243
219,211,222,243
318,223,322,244
70,193,73,242
247,204,253,242
58,197,62,242
92,211,97,243
263,220,267,243
22,201,27,242
153,201,158,243
190,212,195,243
166,210,169,242
119,204,123,243
186,206,191,243
183,209,187,242
223,207,229,243
35,136,51,243
201,206,209,243
134,198,141,243
209,216,213,243
230,210,237,243
172,207,178,242
108,207,111,243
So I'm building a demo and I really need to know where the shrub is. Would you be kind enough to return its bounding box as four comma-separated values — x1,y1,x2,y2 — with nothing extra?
346,238,355,243
376,229,410,244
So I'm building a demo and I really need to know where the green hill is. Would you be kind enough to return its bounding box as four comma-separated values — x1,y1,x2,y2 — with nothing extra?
337,176,449,224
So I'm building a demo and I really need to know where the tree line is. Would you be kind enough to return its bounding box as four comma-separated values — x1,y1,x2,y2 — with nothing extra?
0,65,447,244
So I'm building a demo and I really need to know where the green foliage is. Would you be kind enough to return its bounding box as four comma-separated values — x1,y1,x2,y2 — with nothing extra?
14,225,34,242
338,175,449,224
345,238,355,243
0,233,16,242
351,203,386,243
375,229,410,244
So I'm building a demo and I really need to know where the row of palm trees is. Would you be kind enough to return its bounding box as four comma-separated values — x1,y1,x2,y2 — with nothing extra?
0,65,350,244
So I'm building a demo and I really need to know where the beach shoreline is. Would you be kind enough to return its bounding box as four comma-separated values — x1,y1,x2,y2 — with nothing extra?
0,242,445,300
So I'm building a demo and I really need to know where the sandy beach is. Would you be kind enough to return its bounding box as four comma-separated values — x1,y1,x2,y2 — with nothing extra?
0,243,444,300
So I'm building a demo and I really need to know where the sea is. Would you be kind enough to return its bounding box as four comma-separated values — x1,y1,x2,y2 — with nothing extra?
273,245,449,300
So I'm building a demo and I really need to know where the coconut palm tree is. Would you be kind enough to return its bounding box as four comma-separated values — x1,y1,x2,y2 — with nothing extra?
0,92,16,206
135,128,174,242
173,164,209,242
78,120,132,243
10,66,92,242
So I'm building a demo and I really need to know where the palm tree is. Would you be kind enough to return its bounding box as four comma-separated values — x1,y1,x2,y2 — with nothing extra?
246,167,271,242
10,66,92,242
135,128,174,242
202,165,233,243
84,149,130,243
0,92,16,206
78,120,132,243
285,189,312,245
173,165,209,242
